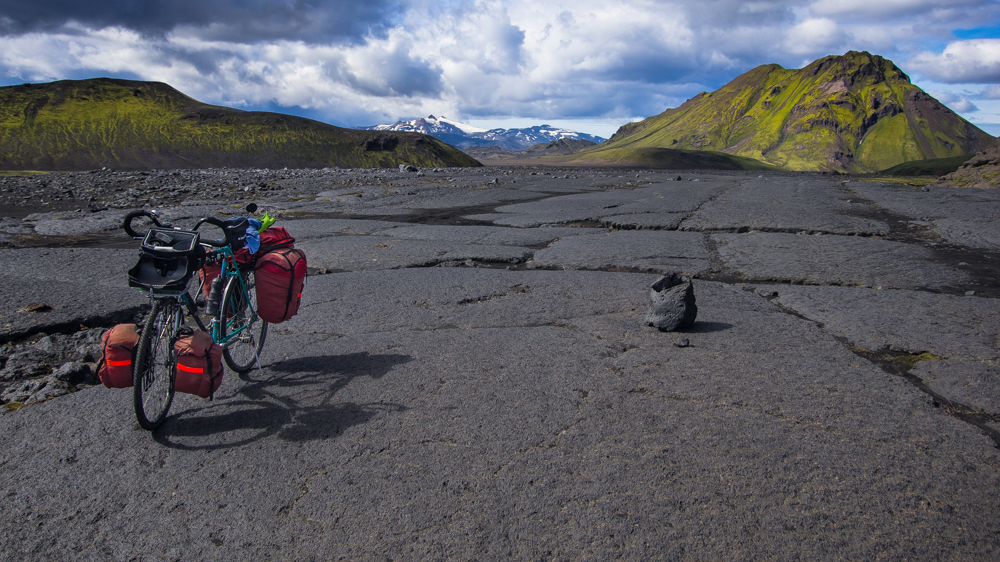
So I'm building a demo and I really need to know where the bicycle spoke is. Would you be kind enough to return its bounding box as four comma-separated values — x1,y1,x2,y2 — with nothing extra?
134,300,177,430
219,273,267,373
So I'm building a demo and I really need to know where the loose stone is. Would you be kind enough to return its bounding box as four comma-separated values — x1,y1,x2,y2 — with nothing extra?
644,274,697,332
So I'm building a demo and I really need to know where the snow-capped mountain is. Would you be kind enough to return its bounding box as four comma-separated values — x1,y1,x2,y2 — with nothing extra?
371,115,487,135
363,116,605,150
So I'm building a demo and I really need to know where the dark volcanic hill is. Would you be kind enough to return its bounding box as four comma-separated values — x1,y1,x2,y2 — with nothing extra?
523,138,598,155
0,78,481,171
577,51,998,172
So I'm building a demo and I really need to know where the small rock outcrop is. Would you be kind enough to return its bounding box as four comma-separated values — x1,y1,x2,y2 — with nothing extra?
936,147,1000,188
0,331,103,410
644,274,697,332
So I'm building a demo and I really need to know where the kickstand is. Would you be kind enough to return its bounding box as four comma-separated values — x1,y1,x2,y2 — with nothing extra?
253,340,264,377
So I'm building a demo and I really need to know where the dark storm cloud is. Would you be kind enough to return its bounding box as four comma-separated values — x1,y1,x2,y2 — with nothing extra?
336,45,444,98
0,0,404,44
685,0,798,30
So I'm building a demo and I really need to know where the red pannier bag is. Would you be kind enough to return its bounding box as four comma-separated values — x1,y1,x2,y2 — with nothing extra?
173,328,224,399
254,247,307,324
199,226,296,299
198,264,221,300
236,226,295,264
97,324,140,388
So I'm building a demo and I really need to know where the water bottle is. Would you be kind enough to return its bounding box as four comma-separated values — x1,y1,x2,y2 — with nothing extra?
205,277,223,315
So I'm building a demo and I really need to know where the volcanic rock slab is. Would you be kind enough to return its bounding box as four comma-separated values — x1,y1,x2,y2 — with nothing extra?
1,269,998,560
530,230,713,276
848,181,1000,249
0,248,146,340
681,178,889,235
713,232,968,289
482,179,731,227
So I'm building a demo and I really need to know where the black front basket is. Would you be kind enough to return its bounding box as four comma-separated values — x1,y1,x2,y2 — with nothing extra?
128,229,203,293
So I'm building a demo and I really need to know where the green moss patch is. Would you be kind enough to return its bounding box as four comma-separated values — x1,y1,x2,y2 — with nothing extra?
3,401,24,411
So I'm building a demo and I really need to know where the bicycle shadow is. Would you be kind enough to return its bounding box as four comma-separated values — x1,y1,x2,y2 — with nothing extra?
153,352,411,450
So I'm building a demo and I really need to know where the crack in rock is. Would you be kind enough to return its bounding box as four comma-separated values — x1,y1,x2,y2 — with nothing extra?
843,340,1000,448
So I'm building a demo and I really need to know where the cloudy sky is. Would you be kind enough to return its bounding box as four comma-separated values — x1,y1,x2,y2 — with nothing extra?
1,0,999,137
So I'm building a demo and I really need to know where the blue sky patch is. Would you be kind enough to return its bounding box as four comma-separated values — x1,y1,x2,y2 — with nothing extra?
954,25,1000,39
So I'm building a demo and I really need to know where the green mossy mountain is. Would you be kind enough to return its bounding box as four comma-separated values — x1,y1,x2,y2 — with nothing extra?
582,51,998,172
0,78,481,170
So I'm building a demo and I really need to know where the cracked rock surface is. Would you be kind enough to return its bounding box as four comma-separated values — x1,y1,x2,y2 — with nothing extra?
1,167,999,560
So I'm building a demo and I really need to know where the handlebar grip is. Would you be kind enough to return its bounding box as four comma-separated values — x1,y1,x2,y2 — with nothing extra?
192,217,229,247
123,210,164,239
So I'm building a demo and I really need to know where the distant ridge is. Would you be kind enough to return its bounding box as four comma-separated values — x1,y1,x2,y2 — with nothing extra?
0,78,481,171
576,51,998,172
364,115,606,150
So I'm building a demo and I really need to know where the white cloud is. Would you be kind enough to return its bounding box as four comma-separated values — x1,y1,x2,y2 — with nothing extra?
784,18,848,56
1,0,1000,133
910,39,1000,84
952,98,979,113
931,91,979,113
983,84,1000,100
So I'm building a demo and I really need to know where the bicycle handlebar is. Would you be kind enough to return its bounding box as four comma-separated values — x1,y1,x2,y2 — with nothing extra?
192,217,231,248
123,210,168,239
123,210,232,248
125,203,258,249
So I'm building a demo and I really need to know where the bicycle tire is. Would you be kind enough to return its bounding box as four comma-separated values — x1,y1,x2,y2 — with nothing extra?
219,272,268,373
134,300,177,430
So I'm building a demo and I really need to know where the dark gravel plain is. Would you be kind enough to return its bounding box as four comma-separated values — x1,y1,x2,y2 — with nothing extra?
0,166,999,560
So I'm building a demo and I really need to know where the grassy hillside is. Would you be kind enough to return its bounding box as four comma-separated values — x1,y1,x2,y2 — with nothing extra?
563,146,779,170
0,78,481,170
880,155,970,176
583,52,998,172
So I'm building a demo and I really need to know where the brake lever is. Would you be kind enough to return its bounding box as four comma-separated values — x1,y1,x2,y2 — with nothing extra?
148,209,174,228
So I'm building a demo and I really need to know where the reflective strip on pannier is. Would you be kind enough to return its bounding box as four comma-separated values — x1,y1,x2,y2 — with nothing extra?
174,329,224,399
98,324,140,389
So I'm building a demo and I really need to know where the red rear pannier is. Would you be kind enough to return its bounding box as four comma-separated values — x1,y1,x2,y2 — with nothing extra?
236,226,295,264
254,248,307,324
174,329,224,399
200,226,297,298
97,324,140,388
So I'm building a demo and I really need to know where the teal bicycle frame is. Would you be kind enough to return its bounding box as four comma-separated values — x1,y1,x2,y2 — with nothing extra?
206,245,259,347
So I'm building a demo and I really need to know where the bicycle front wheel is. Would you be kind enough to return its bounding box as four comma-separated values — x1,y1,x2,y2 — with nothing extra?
134,300,178,430
219,272,268,373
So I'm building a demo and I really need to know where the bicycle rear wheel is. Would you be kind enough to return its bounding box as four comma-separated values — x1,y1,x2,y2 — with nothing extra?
134,300,178,430
219,272,268,373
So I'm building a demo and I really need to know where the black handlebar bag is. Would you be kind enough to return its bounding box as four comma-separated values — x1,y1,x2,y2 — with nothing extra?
128,228,204,293
216,217,249,252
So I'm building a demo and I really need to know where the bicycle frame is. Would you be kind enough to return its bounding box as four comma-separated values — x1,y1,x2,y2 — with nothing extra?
206,245,259,349
125,206,268,429
137,243,258,350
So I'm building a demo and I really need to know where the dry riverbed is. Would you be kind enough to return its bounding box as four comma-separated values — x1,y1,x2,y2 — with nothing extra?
1,166,998,560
